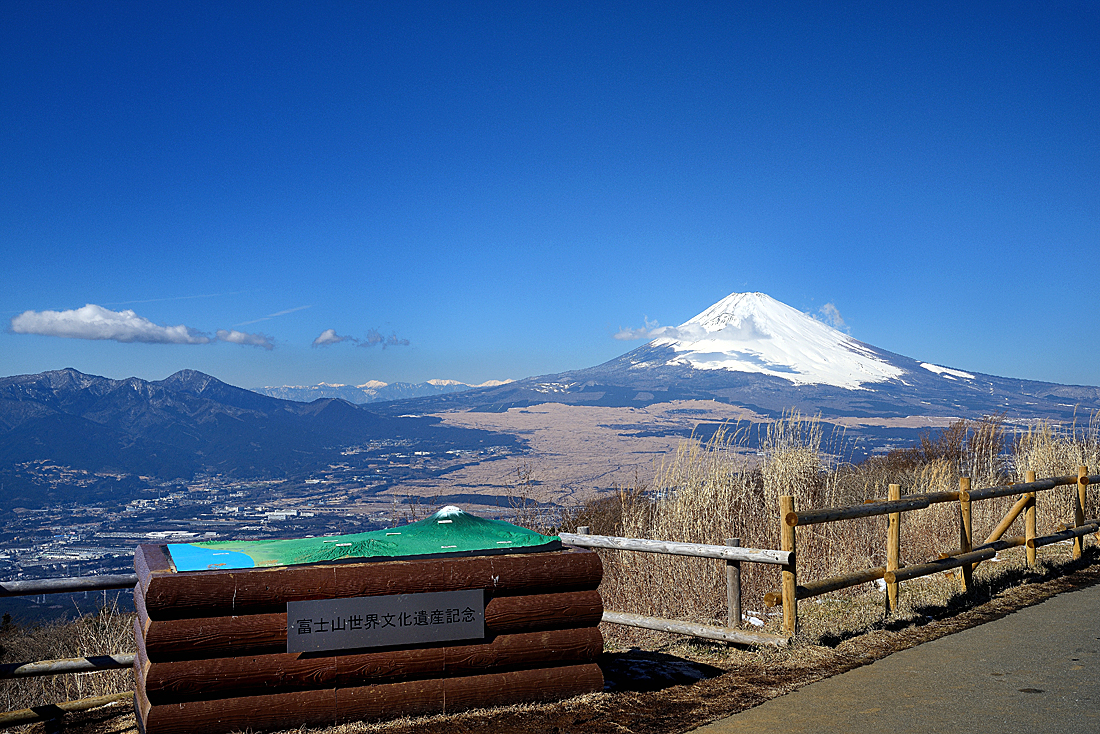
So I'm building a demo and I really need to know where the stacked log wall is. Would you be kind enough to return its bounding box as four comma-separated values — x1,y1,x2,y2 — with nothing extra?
134,545,604,734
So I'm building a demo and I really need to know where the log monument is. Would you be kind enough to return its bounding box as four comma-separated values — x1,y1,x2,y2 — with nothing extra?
134,507,603,733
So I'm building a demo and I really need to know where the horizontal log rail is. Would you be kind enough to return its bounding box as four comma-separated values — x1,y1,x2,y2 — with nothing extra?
1027,522,1100,550
786,475,1098,528
559,533,791,565
885,547,996,584
786,496,933,527
960,474,1092,502
0,574,144,726
0,691,133,728
763,566,886,607
0,573,138,598
0,654,135,679
0,574,139,723
774,467,1100,636
601,610,788,647
566,528,790,645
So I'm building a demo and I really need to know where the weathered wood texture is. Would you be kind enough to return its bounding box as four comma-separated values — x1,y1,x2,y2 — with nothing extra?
138,588,603,661
763,566,886,607
137,545,602,619
1074,466,1089,559
939,536,1027,562
1025,471,1038,566
779,495,797,637
138,625,602,703
0,653,133,679
885,484,900,613
985,493,1032,545
0,574,137,598
884,547,996,584
0,691,133,729
601,610,787,647
136,663,603,734
960,474,1078,502
1026,522,1100,550
787,496,931,527
959,477,974,592
559,533,790,565
725,538,741,628
787,475,1083,529
135,542,605,732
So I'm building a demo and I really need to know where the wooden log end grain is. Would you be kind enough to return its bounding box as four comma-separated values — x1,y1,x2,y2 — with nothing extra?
135,544,173,597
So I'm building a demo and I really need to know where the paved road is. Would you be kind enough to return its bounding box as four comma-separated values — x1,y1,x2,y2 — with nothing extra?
691,582,1100,734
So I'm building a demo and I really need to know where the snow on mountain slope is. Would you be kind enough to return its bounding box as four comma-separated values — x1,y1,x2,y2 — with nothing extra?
649,292,904,389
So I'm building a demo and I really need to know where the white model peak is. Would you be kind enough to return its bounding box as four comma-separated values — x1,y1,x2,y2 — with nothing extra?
650,292,903,389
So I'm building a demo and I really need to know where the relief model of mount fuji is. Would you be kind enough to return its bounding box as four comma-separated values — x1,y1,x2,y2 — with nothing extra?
374,292,1100,423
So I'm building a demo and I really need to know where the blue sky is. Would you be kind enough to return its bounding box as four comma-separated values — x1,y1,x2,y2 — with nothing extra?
2,2,1097,389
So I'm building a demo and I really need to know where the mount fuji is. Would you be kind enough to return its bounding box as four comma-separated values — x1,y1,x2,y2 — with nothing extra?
375,292,1100,422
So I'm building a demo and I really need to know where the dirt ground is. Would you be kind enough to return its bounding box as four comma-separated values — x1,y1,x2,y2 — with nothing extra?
40,554,1100,734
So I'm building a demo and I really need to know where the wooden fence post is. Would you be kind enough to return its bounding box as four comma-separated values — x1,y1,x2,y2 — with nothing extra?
726,538,741,629
779,496,797,637
886,484,901,614
1075,466,1088,559
959,477,973,592
1025,471,1037,567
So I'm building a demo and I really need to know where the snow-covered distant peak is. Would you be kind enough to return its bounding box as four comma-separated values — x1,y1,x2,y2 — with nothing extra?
357,380,388,389
427,379,464,386
650,292,904,389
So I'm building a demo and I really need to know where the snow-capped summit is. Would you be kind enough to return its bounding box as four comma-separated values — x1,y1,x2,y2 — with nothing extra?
649,292,903,389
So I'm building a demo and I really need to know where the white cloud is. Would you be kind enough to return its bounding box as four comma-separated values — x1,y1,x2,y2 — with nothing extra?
816,302,849,332
312,328,353,347
613,317,673,341
312,327,410,348
9,304,212,344
357,328,410,348
216,329,274,350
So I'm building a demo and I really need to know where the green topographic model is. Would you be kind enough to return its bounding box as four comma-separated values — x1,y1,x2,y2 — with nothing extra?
166,506,560,571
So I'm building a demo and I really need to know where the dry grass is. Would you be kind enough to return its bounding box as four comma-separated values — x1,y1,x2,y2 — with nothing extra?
1014,416,1100,525
10,412,1100,733
0,599,135,714
560,412,1100,647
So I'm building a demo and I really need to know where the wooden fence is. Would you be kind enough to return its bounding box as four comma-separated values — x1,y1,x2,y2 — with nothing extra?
0,575,137,728
767,466,1099,636
9,472,1091,728
560,529,790,647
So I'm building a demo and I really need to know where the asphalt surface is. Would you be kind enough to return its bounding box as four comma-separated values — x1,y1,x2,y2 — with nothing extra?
690,581,1100,734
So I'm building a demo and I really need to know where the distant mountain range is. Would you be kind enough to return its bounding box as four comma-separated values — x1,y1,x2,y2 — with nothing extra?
252,378,512,405
369,292,1100,422
4,292,1097,510
0,368,516,509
